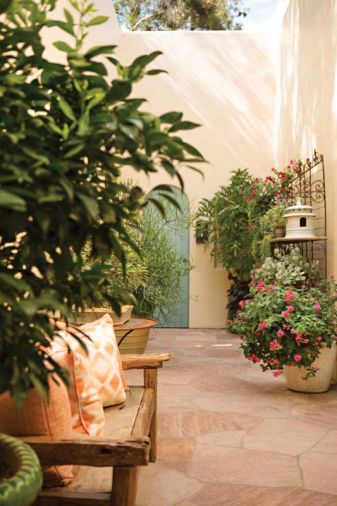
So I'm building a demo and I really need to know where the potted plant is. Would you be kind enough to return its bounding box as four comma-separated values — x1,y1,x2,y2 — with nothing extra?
269,204,286,238
83,200,192,353
231,250,337,393
0,434,42,506
0,0,204,396
0,0,204,496
252,204,286,262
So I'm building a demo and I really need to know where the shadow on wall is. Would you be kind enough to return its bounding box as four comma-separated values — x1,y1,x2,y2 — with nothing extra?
118,31,276,195
276,0,337,275
277,0,337,163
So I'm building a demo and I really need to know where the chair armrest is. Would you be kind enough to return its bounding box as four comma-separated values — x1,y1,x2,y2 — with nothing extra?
121,352,170,370
21,436,150,467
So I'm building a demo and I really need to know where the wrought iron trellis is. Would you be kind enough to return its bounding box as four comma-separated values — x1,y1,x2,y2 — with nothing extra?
271,151,327,276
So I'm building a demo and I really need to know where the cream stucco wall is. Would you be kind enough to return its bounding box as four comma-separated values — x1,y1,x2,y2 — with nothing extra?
43,2,276,328
114,32,276,328
43,0,337,327
275,0,337,279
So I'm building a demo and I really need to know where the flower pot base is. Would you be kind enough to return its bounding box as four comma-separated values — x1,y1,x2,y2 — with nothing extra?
283,343,337,393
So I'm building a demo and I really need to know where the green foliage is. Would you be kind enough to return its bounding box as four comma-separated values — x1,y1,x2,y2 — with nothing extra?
0,0,204,402
230,280,337,379
226,276,249,321
252,204,286,262
253,247,320,287
133,203,191,322
194,169,280,282
194,166,297,318
114,0,247,31
86,199,191,323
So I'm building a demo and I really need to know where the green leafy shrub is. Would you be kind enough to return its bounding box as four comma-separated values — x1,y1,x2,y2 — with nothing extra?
0,0,204,402
194,169,291,317
85,200,191,323
252,204,286,262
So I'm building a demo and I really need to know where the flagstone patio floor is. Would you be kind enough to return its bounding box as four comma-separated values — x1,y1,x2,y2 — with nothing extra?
125,328,337,506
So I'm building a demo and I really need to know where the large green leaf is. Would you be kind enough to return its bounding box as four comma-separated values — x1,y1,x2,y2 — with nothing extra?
0,190,27,211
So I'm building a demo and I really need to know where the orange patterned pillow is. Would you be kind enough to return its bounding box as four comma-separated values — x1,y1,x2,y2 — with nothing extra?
79,314,127,407
51,336,105,437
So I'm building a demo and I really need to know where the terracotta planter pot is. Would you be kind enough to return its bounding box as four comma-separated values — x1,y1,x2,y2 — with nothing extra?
283,342,337,393
0,433,42,506
274,226,285,238
115,318,157,355
73,305,133,325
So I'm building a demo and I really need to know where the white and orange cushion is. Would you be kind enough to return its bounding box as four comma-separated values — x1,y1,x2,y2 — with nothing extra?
51,335,105,437
79,314,127,407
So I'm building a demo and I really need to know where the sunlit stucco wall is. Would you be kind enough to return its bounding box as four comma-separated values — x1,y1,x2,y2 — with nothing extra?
43,2,276,328
275,0,337,278
114,32,276,328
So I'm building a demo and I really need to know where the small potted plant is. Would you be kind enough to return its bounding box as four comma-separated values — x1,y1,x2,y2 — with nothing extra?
268,204,287,238
0,434,42,506
231,250,337,393
252,205,287,263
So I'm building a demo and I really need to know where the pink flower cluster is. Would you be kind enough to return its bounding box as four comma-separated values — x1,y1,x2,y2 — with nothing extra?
270,339,282,351
282,306,295,319
258,320,269,330
249,354,261,363
254,280,275,293
284,291,294,303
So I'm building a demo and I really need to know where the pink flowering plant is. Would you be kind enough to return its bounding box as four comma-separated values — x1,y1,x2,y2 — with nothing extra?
230,280,337,379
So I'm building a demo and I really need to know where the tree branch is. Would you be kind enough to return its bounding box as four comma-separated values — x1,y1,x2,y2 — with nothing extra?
131,14,156,31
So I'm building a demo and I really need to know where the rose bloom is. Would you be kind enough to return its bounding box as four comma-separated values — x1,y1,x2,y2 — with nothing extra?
295,333,302,342
314,302,321,311
282,310,291,319
250,354,261,363
294,354,302,362
273,370,282,377
284,291,294,303
287,305,295,313
270,339,282,351
258,321,268,330
256,280,265,292
276,329,285,338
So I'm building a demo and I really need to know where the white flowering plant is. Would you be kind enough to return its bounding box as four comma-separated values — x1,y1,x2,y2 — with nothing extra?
253,247,319,287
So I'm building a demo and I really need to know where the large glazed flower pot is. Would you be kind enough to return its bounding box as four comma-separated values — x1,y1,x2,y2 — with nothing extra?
0,433,42,506
283,342,337,393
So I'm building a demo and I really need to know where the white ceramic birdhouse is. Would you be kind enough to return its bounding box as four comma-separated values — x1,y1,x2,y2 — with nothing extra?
284,197,316,239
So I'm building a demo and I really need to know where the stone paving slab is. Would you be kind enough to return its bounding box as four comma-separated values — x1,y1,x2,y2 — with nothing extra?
136,329,337,505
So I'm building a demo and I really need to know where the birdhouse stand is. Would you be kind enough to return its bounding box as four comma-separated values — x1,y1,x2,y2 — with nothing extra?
284,197,316,239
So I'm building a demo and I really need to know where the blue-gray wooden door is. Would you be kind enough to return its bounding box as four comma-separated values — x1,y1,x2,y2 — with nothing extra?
151,190,190,328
